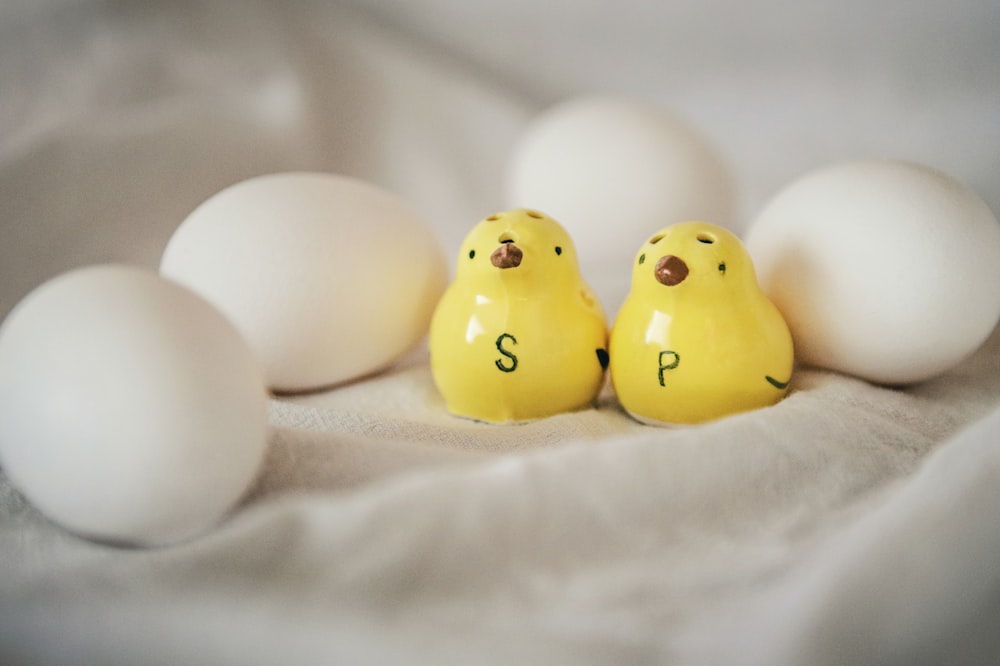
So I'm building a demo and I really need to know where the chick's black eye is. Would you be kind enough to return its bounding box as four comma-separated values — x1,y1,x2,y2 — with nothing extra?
469,249,476,259
718,262,726,275
638,253,646,265
555,246,562,255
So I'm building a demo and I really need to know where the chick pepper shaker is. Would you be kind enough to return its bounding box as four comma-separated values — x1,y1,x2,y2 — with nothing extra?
430,209,609,422
610,222,793,425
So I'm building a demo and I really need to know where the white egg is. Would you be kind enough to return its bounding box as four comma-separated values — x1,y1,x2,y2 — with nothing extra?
505,96,738,269
160,172,447,393
0,265,269,546
746,159,1000,385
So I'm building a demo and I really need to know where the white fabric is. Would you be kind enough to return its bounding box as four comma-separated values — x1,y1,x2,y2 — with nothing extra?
2,1,1000,663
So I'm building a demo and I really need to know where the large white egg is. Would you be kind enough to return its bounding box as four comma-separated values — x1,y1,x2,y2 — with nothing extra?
746,159,1000,385
505,96,738,269
0,265,269,546
160,172,447,393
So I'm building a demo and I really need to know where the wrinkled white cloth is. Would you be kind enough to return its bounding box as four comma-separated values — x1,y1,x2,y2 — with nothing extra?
2,1,1000,664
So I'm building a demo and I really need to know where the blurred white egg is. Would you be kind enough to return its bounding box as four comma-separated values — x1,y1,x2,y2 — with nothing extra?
0,265,269,546
160,172,448,392
505,96,738,269
746,159,1000,384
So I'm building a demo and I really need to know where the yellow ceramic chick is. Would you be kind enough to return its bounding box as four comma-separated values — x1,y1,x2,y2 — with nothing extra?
430,208,608,422
610,221,793,425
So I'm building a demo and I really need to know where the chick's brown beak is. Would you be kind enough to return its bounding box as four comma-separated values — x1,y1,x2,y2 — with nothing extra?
655,255,688,286
491,243,523,269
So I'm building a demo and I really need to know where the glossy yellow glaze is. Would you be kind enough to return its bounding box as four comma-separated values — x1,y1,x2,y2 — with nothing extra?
430,209,608,422
610,221,793,425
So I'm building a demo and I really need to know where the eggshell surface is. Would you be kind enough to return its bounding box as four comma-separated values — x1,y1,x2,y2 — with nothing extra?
746,159,1000,385
160,172,448,392
506,96,738,269
0,265,269,546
